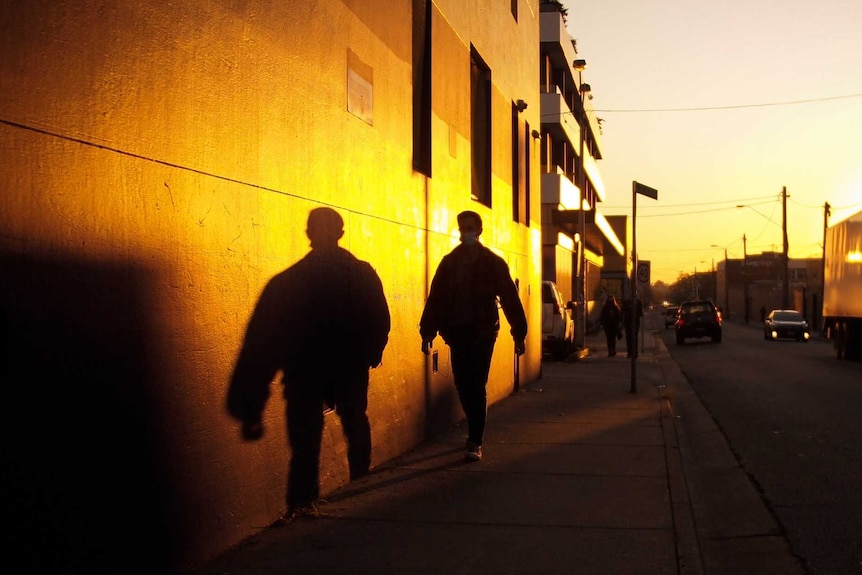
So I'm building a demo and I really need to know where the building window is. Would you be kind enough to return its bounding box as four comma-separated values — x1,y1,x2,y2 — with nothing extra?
471,46,492,207
525,121,531,223
412,0,432,176
511,104,530,225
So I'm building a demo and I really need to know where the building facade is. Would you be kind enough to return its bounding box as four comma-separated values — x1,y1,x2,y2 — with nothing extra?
538,2,624,333
0,1,545,570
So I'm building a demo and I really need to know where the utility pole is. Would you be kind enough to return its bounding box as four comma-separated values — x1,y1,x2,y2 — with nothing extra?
743,233,749,322
724,248,729,318
782,186,790,309
694,267,699,299
712,258,716,302
820,201,830,334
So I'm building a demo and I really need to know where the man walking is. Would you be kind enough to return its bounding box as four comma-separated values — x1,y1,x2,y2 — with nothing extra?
419,211,527,461
599,294,622,357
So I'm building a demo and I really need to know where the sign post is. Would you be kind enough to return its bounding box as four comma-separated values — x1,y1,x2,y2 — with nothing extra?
631,182,658,393
636,260,650,355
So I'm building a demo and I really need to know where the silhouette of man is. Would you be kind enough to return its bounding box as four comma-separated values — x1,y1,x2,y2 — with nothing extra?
419,210,527,462
599,295,622,357
227,207,390,517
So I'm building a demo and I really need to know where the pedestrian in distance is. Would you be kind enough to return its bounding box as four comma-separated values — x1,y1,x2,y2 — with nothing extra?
226,207,391,519
760,305,767,323
622,297,643,358
419,210,527,462
599,294,622,357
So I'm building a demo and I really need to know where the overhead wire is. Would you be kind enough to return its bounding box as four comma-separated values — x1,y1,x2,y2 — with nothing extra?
602,194,776,211
592,92,862,113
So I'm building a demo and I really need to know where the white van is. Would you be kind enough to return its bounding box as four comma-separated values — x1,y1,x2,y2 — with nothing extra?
542,280,575,358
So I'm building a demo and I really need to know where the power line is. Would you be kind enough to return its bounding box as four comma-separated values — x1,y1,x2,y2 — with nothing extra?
592,92,862,113
791,197,862,212
602,194,776,211
604,203,779,219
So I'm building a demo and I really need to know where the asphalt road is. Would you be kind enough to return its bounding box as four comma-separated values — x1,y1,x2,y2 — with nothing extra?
660,318,862,575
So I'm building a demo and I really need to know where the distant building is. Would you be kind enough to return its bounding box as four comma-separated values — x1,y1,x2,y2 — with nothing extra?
715,252,822,325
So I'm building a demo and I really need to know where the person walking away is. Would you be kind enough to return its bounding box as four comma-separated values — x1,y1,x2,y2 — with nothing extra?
419,211,527,462
622,297,643,358
599,295,622,356
226,207,390,519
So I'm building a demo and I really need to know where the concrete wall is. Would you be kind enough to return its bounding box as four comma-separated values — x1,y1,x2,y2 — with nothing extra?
0,0,542,571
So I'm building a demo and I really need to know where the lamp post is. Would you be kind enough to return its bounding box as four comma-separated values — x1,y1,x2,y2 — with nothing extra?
573,59,590,350
820,202,830,334
630,180,658,393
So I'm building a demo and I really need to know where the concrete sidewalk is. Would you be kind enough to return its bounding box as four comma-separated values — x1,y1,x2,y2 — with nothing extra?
186,320,804,575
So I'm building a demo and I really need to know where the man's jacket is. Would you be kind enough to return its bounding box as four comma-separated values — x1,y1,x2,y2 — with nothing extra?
419,242,527,343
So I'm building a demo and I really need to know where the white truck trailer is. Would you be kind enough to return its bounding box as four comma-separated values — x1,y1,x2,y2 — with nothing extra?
822,209,862,360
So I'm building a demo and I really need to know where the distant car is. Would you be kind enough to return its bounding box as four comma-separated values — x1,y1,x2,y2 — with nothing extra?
675,300,722,345
542,280,575,358
763,309,810,342
664,305,679,329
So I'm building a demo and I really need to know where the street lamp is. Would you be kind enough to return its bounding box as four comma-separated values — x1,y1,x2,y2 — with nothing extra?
736,204,778,225
573,58,590,350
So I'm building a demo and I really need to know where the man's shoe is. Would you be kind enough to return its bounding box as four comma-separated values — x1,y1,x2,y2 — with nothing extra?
283,501,323,522
465,442,483,461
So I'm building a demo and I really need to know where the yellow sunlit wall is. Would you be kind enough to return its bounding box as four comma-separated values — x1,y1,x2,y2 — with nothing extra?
0,0,542,571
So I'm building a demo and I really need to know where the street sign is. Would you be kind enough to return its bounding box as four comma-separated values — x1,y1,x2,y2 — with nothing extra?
634,181,658,199
637,261,650,285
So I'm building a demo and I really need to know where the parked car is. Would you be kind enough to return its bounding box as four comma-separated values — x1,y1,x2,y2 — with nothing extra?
675,300,722,344
664,305,679,329
542,280,575,358
763,309,810,342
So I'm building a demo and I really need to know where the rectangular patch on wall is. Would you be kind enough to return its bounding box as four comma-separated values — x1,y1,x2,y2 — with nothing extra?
347,50,373,125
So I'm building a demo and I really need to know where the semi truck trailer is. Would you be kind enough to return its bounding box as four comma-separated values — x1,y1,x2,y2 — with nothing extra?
822,209,862,360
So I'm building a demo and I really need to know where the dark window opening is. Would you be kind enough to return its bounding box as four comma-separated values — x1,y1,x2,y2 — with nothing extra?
470,46,492,207
511,104,528,225
525,120,531,224
412,0,432,176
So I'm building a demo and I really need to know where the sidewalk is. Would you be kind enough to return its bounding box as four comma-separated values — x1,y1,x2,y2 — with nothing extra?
186,319,804,575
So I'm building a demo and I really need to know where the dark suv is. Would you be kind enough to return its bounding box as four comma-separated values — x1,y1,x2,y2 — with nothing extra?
675,300,722,345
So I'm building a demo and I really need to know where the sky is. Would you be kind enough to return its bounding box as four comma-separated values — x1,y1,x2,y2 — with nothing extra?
561,0,862,284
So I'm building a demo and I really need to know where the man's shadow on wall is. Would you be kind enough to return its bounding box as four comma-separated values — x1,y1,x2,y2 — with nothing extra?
227,207,390,515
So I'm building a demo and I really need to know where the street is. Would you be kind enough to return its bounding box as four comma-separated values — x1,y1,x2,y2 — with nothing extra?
660,316,862,575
